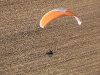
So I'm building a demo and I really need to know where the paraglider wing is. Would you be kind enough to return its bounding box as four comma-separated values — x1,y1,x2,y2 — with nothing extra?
40,8,82,28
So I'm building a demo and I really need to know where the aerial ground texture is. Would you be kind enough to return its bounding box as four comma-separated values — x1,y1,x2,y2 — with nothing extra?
0,0,100,75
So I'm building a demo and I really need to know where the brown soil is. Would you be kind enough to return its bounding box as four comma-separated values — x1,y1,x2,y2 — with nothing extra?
0,0,100,75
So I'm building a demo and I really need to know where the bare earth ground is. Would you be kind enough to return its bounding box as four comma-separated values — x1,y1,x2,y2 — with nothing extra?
0,0,100,75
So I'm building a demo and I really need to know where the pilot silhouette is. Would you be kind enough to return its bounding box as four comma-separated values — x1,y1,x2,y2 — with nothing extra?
46,50,53,57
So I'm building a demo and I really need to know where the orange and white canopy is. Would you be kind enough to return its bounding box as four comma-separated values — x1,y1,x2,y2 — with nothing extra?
40,8,82,28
